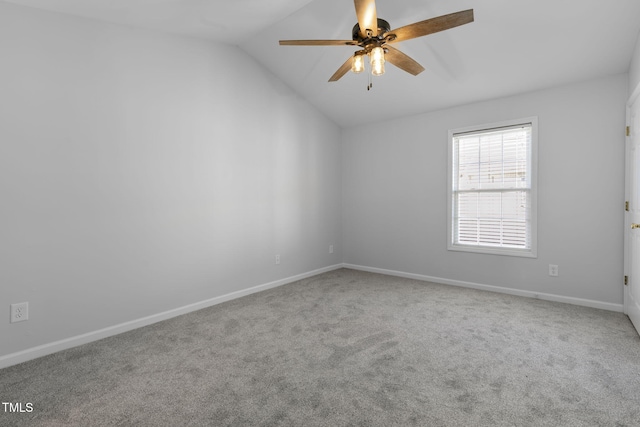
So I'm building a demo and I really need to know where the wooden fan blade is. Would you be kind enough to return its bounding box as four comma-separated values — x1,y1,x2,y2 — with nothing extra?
329,56,354,82
354,0,378,37
280,40,359,46
386,9,474,43
384,46,425,76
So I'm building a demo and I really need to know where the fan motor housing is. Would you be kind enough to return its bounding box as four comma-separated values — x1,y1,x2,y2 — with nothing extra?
352,18,391,40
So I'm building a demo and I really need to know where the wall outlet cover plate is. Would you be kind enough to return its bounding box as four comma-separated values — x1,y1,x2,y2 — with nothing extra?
10,302,29,323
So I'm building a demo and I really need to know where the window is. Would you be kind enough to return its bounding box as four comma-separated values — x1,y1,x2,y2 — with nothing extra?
448,117,537,257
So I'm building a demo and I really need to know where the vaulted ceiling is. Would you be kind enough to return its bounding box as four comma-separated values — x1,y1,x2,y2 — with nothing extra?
5,0,640,127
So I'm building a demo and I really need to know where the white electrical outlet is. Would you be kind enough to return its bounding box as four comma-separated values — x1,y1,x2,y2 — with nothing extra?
275,254,280,265
10,302,29,323
329,245,334,254
549,264,559,277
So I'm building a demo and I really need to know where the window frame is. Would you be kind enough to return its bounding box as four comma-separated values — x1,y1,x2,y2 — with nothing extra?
447,117,538,258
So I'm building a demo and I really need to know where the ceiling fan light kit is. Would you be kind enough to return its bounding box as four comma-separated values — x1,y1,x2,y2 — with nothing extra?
279,0,474,87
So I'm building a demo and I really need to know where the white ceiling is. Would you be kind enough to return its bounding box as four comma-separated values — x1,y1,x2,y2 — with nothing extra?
5,0,640,127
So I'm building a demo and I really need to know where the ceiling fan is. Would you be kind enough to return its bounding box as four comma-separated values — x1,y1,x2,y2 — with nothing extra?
279,0,474,84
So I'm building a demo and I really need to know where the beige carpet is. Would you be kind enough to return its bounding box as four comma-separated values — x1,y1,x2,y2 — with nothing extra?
1,268,639,426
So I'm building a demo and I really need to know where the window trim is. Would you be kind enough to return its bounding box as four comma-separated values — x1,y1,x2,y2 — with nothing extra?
447,117,538,258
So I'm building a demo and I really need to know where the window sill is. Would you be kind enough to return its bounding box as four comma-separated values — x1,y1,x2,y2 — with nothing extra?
447,243,537,258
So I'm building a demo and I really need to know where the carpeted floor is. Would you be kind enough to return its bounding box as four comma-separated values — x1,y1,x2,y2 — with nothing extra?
1,268,640,426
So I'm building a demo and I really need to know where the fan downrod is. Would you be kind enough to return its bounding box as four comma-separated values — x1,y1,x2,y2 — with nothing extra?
352,18,391,42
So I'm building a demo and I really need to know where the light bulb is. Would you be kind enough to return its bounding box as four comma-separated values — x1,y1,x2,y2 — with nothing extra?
351,54,364,74
370,46,385,76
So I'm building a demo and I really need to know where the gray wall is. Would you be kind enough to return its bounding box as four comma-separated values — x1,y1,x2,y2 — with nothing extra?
629,30,640,95
342,74,627,306
0,3,342,358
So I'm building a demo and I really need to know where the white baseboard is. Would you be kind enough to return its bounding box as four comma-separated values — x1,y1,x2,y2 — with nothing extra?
0,264,343,370
2,262,623,370
343,263,624,313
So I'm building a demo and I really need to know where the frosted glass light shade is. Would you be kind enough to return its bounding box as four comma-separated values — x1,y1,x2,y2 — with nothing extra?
370,47,385,76
351,54,365,74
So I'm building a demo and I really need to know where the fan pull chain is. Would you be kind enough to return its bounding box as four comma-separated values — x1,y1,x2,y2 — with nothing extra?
362,57,372,91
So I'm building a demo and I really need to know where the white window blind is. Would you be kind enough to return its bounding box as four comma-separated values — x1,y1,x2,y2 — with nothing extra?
449,119,537,257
